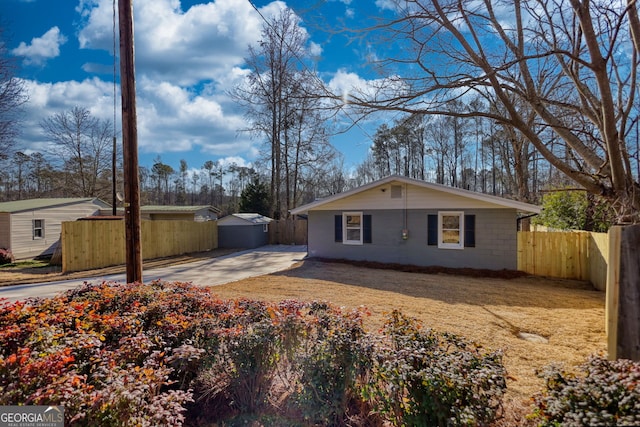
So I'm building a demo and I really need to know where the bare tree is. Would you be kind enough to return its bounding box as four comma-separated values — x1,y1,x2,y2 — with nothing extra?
233,7,331,218
0,28,27,159
40,106,114,198
335,0,640,221
151,157,174,204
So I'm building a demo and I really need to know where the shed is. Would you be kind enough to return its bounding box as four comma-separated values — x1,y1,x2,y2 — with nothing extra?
217,213,273,249
290,175,541,271
0,198,110,259
100,205,220,221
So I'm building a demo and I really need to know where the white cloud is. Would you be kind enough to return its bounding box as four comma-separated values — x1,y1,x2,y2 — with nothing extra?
374,0,398,11
328,68,373,103
19,75,255,161
308,41,323,57
134,77,251,156
77,0,265,86
11,27,67,66
14,0,365,169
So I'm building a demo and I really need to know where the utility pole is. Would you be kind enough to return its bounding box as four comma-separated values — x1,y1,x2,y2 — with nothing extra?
112,136,117,216
118,0,142,283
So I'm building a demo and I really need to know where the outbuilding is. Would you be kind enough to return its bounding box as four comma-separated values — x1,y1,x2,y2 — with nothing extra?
217,213,273,249
100,205,220,221
290,175,541,271
0,198,110,259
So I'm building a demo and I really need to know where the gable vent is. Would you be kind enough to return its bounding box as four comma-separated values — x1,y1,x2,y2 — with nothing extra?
390,185,403,198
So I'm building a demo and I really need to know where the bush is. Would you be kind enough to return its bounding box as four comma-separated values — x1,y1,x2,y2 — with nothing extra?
191,299,375,425
289,302,373,425
0,281,510,426
0,281,211,426
0,248,14,265
531,356,640,426
364,310,507,426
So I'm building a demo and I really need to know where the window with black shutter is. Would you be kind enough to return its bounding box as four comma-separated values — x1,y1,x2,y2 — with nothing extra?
428,212,476,249
335,212,371,245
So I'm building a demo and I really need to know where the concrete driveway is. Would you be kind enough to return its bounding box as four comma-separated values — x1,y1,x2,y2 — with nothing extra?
0,245,307,303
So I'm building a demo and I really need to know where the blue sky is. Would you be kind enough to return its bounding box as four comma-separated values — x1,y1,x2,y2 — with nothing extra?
3,0,396,175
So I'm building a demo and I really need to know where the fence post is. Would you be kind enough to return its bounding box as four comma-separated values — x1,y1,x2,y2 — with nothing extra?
610,225,640,360
606,226,621,358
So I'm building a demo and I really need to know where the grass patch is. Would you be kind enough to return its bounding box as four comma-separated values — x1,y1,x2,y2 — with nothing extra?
0,259,50,269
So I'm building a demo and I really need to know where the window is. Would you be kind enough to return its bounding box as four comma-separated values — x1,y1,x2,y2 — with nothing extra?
263,223,268,233
344,212,362,244
428,212,475,249
335,213,372,245
33,219,45,239
438,211,463,249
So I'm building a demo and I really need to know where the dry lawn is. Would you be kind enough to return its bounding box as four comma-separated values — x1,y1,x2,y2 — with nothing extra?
210,259,606,404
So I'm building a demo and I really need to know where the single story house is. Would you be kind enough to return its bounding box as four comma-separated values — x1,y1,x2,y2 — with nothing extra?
0,198,110,259
100,205,220,221
217,213,273,249
290,175,541,271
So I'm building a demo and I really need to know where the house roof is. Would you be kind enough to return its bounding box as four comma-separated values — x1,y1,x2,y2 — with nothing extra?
290,175,541,215
139,205,221,214
0,198,109,214
218,213,273,225
100,205,221,215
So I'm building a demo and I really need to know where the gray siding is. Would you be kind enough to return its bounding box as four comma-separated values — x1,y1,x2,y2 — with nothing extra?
218,224,269,249
308,209,518,270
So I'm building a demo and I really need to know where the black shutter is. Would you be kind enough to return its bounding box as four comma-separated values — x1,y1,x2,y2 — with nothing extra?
334,215,343,242
427,214,437,246
464,214,476,247
363,215,372,243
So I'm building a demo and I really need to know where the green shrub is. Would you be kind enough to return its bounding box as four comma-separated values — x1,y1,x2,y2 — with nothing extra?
531,356,640,426
364,310,506,426
289,302,373,425
191,299,375,425
0,248,14,265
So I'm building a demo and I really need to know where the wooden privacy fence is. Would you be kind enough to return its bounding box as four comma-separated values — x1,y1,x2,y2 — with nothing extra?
517,230,609,290
61,220,218,273
268,219,307,245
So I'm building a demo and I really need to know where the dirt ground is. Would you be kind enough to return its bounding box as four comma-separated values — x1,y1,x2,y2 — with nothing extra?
1,251,606,416
211,259,606,404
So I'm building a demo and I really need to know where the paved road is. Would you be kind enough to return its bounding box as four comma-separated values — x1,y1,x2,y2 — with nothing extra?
0,245,307,303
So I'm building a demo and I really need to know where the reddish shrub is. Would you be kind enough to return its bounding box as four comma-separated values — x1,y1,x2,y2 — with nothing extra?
0,248,14,265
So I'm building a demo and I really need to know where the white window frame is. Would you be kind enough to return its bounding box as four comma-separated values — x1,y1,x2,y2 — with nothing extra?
438,211,464,250
263,223,269,233
33,219,45,240
343,212,363,245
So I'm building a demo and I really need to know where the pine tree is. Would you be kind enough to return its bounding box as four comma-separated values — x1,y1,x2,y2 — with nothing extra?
239,178,271,217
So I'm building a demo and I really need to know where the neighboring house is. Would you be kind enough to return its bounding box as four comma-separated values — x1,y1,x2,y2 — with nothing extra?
100,205,220,221
0,198,110,260
290,175,541,271
217,213,273,249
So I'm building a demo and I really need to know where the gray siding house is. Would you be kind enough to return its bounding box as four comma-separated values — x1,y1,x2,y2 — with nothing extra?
0,198,110,259
290,175,541,271
218,213,273,249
